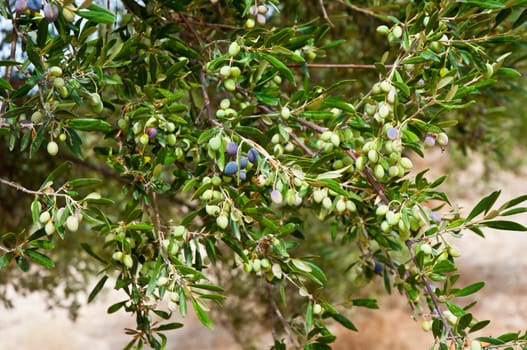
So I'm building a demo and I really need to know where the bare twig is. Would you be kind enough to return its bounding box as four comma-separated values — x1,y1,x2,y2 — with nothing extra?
266,282,300,349
317,0,334,28
405,240,455,340
0,177,72,200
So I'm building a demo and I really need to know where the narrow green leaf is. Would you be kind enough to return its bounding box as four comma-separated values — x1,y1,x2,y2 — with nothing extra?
68,118,112,133
41,162,72,189
67,178,102,188
88,275,108,303
469,320,490,333
453,281,485,297
513,8,527,28
0,78,13,91
190,284,224,292
480,220,527,231
498,194,527,211
432,259,457,274
191,298,214,329
457,0,504,9
474,336,505,345
465,190,500,223
328,312,358,331
107,300,127,313
352,298,379,309
31,198,41,224
154,322,184,331
16,256,29,272
260,52,295,84
25,249,55,268
0,252,14,270
78,4,116,24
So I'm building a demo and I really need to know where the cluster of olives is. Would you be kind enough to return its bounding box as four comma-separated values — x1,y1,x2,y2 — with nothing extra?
123,115,178,150
37,205,81,236
246,3,270,28
217,42,242,92
15,0,76,22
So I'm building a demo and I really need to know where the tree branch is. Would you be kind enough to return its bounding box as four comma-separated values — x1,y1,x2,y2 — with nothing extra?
266,282,300,349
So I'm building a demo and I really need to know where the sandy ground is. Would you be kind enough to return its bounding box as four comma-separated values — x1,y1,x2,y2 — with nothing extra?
2,149,527,349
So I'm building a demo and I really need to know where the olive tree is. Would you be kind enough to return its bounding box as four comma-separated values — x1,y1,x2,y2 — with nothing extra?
2,0,527,349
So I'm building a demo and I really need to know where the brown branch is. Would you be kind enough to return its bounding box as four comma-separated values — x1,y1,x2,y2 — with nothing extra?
0,177,72,199
317,0,334,28
405,240,455,341
266,282,300,349
345,149,389,205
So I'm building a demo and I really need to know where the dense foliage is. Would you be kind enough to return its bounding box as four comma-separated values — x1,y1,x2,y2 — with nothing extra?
2,0,527,349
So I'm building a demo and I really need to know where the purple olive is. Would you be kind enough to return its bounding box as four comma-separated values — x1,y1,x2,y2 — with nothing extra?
386,127,398,140
239,156,248,169
424,134,436,147
146,127,158,139
247,148,258,164
224,161,238,175
15,0,28,12
44,3,58,22
226,141,238,157
239,170,246,181
27,0,41,12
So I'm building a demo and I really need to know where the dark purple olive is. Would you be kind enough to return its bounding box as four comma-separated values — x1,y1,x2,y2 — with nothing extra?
146,127,158,139
44,3,59,22
224,161,238,175
27,0,41,12
239,156,248,169
226,141,238,157
239,170,246,181
247,148,258,163
15,0,28,12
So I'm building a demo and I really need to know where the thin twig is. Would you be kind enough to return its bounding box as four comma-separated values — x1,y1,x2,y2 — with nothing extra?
266,282,300,349
0,177,71,199
290,63,391,70
405,240,455,340
345,150,389,205
317,0,334,28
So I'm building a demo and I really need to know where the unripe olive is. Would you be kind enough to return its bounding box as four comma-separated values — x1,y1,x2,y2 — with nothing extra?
167,134,177,146
88,93,101,106
335,198,346,213
385,210,398,226
421,320,432,332
330,133,340,147
66,215,79,232
392,25,403,39
59,86,69,98
112,251,123,261
228,41,241,57
220,98,230,110
252,258,262,273
380,80,392,93
216,214,229,229
355,156,365,171
470,341,481,350
206,203,220,216
45,220,55,235
224,79,236,92
378,103,390,119
322,196,332,210
261,258,271,270
63,7,75,22
31,111,43,123
219,65,231,78
281,106,291,119
139,133,149,145
420,243,432,255
172,225,186,237
399,157,413,170
376,204,389,216
246,18,255,28
230,66,241,78
313,303,323,315
374,164,385,179
437,132,449,146
368,149,379,163
389,165,399,177
39,211,51,224
47,141,59,156
49,66,63,77
376,25,390,36
272,263,283,279
123,254,133,268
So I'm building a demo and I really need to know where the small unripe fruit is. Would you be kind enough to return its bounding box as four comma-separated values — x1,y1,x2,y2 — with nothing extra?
355,156,365,171
112,251,123,261
45,220,55,235
421,320,432,332
374,164,385,179
281,106,291,119
392,25,403,39
47,141,59,156
66,216,79,232
49,66,63,77
53,77,65,89
378,104,390,119
230,66,241,78
228,41,241,57
368,149,379,163
220,98,230,110
208,135,222,150
216,214,229,229
330,133,340,147
226,141,238,156
167,134,176,146
470,341,481,350
437,132,449,146
139,133,149,145
39,211,51,224
219,65,231,78
224,79,236,92
376,205,389,216
322,196,332,210
386,210,399,226
313,303,323,315
224,161,238,175
31,111,43,123
399,157,413,170
123,254,133,268
335,198,346,213
420,243,432,255
376,25,390,36
88,93,101,107
156,276,169,287
246,18,255,28
270,190,283,205
172,225,186,237
63,7,75,22
59,86,69,98
380,80,392,93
